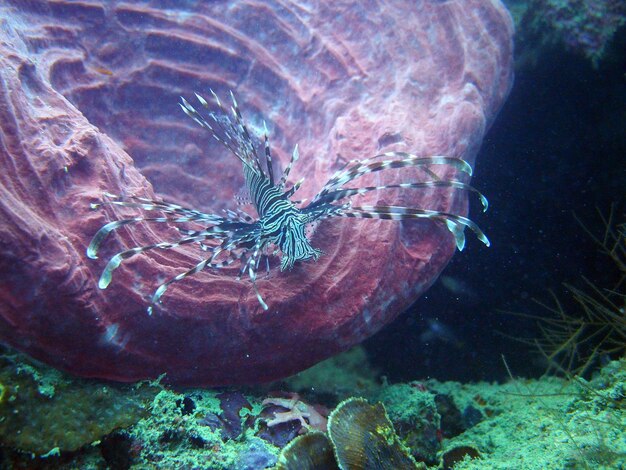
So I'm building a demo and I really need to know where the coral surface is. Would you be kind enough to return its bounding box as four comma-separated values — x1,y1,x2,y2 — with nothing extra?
0,0,513,385
507,0,626,67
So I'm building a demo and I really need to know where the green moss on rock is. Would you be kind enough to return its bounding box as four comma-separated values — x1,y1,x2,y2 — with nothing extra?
0,352,158,455
129,388,279,469
373,383,441,464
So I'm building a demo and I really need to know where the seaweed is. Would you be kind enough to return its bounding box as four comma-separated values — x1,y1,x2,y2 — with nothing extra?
507,206,625,377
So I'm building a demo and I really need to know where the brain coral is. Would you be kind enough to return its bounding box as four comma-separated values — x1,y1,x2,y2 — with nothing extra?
0,0,513,385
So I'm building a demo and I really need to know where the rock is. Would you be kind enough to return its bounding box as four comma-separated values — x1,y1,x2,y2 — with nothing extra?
442,445,481,469
375,383,441,465
0,351,157,455
0,0,513,385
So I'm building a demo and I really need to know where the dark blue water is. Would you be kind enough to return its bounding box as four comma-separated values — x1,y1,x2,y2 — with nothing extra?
366,32,626,383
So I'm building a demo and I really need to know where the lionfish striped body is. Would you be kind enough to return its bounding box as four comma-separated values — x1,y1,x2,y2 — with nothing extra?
87,91,489,313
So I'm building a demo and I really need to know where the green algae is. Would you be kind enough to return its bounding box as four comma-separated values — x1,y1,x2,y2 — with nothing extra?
292,346,625,469
374,383,439,429
129,388,227,468
0,351,158,456
502,0,626,68
429,359,626,470
372,383,441,464
129,387,279,469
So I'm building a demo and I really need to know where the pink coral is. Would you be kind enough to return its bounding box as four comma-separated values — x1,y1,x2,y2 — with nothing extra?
0,0,513,385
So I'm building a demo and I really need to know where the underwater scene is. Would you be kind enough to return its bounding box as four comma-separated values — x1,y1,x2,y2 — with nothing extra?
0,0,624,469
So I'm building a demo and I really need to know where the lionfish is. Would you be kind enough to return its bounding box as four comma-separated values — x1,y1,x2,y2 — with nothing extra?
87,91,490,313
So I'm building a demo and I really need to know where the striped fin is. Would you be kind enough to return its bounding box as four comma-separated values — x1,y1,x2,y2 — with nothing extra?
180,92,262,174
338,205,490,249
303,202,349,223
235,241,268,307
94,193,225,221
180,95,250,168
279,144,299,190
284,177,305,199
329,156,472,189
87,195,228,259
147,246,241,315
263,121,275,185
323,154,472,190
333,155,442,182
315,180,488,212
89,217,177,259
223,208,255,223
86,215,231,260
227,90,263,170
96,230,232,290
314,153,473,202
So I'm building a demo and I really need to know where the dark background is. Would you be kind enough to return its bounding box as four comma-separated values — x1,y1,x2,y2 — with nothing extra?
365,29,626,383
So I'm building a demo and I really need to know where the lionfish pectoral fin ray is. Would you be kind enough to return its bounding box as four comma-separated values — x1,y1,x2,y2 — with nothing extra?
87,213,213,260
314,155,473,203
147,251,225,314
95,230,230,292
337,205,490,249
445,219,467,251
312,181,488,211
87,220,136,259
438,213,490,249
98,253,123,289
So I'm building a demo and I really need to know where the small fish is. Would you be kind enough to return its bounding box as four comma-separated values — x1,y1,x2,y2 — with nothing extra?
92,66,113,76
419,319,464,349
440,275,479,303
87,91,490,314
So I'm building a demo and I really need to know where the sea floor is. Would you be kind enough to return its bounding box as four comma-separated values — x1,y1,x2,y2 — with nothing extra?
0,346,624,469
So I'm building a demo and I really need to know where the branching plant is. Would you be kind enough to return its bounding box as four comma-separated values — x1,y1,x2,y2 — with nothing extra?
508,206,625,377
499,206,626,470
